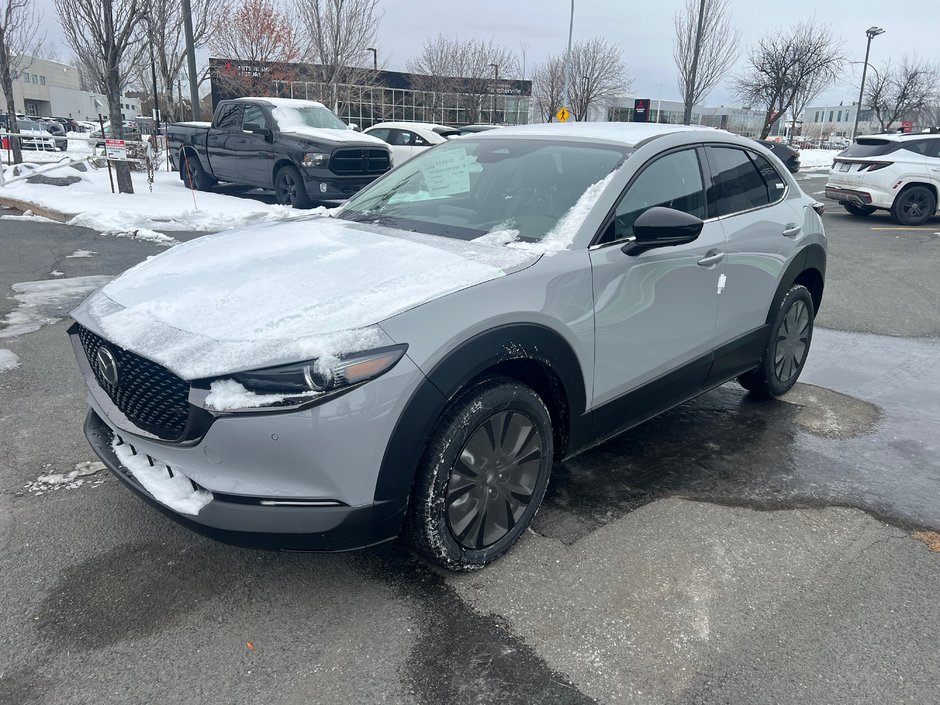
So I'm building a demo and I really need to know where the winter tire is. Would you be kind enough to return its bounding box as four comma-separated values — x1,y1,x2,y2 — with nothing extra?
738,284,815,398
891,186,936,226
274,165,312,208
182,152,216,192
843,203,876,217
409,377,553,571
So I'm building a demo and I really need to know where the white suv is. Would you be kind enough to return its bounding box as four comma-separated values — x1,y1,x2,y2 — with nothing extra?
825,133,940,225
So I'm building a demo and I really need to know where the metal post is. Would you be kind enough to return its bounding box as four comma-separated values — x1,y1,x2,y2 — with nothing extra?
684,0,707,125
181,0,200,120
489,63,498,124
562,0,574,119
366,48,377,71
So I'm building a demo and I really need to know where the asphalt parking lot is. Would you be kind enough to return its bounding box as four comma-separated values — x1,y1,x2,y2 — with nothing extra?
1,172,939,704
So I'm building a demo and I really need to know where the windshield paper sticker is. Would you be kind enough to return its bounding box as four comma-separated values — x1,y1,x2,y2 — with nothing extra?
422,148,472,197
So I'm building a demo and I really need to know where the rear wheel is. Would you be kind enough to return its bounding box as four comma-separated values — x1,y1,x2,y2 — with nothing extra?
409,378,553,570
843,203,876,216
181,152,216,191
738,284,815,398
891,186,936,226
274,165,312,208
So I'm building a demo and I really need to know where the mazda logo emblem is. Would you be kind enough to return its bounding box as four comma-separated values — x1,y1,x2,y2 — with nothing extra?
95,345,120,386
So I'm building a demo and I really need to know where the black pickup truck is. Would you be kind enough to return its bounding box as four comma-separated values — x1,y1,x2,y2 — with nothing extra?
167,97,392,207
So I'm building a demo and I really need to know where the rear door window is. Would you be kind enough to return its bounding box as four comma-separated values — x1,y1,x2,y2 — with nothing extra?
368,128,391,142
215,104,242,131
749,152,787,204
707,147,771,216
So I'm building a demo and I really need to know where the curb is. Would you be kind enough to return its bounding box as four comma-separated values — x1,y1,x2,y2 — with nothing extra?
0,196,76,224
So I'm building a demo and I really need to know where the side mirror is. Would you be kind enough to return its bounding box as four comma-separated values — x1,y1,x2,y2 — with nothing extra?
621,207,704,256
245,123,272,140
347,122,359,131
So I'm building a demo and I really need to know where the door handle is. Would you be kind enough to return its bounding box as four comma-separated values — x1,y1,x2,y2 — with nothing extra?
697,250,725,267
782,224,802,237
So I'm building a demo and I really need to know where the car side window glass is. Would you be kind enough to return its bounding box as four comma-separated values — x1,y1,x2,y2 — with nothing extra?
392,130,415,146
368,128,390,142
923,140,940,159
414,134,430,146
215,104,241,131
708,147,771,216
242,106,269,133
749,152,787,203
608,149,705,242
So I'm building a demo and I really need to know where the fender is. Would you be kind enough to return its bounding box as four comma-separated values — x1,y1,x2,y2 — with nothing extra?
370,323,589,539
766,243,827,324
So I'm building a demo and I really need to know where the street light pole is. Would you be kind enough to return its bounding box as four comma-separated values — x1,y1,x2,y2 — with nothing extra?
561,0,574,120
366,47,377,71
489,63,498,124
851,26,885,141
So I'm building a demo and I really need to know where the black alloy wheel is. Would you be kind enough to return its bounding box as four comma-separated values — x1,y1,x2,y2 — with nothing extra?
738,284,815,397
410,378,554,570
275,165,312,208
844,203,877,216
891,186,936,226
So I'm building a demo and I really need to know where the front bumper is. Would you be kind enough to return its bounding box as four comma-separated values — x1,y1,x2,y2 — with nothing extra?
301,173,382,200
85,409,402,551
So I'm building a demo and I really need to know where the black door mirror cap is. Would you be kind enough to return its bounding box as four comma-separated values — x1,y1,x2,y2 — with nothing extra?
621,207,705,256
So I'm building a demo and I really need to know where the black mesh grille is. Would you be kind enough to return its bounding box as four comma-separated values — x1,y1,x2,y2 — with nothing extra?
77,325,191,440
330,148,390,175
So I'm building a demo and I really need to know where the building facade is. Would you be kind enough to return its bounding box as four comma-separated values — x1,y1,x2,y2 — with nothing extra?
1,55,141,121
599,96,767,138
208,58,531,128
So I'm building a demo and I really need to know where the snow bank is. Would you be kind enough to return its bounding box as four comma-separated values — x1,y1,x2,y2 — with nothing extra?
0,275,112,339
799,149,841,170
0,349,19,371
112,439,212,515
1,167,326,233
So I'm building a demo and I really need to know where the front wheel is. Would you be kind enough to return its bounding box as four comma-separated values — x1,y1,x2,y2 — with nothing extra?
738,284,815,398
891,186,936,226
274,165,312,208
409,378,554,570
843,203,876,217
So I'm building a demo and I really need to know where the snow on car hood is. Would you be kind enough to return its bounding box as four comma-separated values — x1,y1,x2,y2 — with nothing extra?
72,217,537,380
280,126,389,146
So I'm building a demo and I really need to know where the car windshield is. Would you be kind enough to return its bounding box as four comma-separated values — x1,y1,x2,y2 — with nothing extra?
270,105,348,131
336,138,628,241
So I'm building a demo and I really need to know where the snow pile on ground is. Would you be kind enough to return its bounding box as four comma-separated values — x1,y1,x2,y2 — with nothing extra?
0,165,327,233
24,461,106,494
204,379,319,411
112,439,212,515
66,250,96,258
799,149,841,170
0,275,112,339
0,348,19,371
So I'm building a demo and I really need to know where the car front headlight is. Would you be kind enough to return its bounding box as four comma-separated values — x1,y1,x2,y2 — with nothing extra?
230,345,407,395
302,152,330,168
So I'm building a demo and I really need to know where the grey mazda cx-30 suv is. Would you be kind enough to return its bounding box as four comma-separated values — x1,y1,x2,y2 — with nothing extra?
71,122,826,569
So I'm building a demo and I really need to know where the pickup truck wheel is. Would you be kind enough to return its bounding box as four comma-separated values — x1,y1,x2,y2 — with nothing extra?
275,165,312,208
182,153,215,192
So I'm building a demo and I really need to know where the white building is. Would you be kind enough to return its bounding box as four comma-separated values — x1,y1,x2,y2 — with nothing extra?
802,102,877,139
1,55,140,121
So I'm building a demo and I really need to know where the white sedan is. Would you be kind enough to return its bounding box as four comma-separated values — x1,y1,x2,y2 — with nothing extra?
363,122,460,165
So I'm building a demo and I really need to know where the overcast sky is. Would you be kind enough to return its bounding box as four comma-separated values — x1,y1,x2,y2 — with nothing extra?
36,0,939,108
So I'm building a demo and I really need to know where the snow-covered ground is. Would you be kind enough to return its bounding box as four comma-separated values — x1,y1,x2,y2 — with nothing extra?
798,149,840,170
5,132,96,164
0,161,327,233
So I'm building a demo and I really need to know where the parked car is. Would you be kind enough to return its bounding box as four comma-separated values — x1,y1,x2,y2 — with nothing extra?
755,139,800,173
454,124,500,135
825,133,940,224
52,116,81,133
70,122,826,570
14,119,57,151
89,122,142,147
166,97,391,206
44,121,69,151
363,122,460,165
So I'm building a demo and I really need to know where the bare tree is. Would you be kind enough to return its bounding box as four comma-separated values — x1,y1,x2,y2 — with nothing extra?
568,38,630,122
531,55,564,122
865,57,940,132
56,0,144,193
0,0,42,164
408,35,517,124
209,0,300,97
733,21,843,139
915,102,940,129
292,0,382,110
139,0,219,123
674,0,739,125
788,68,832,144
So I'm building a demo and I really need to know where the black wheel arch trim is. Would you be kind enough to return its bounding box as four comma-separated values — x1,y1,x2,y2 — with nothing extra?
373,323,588,530
767,243,826,325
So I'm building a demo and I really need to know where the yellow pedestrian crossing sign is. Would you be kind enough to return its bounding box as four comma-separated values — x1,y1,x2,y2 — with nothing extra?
556,106,570,123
